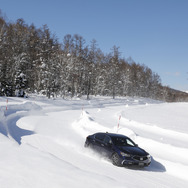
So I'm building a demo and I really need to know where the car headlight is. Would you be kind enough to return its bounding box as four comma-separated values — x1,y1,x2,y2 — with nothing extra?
120,152,131,157
147,154,151,158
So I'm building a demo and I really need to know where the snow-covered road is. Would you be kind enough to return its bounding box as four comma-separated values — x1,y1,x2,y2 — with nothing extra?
0,96,188,188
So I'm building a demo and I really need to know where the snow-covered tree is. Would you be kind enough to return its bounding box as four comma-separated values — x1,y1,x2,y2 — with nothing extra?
1,12,185,101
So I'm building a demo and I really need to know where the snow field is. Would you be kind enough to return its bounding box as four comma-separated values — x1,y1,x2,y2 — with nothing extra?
0,96,188,187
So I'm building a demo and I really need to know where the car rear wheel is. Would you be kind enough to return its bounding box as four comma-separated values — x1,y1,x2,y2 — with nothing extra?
85,141,94,149
111,153,122,167
84,141,89,148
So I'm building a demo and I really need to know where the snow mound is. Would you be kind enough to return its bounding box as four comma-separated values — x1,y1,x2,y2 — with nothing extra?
72,110,111,138
116,127,136,141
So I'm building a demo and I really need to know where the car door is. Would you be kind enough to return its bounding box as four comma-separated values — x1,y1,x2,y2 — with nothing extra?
101,135,114,157
93,133,105,153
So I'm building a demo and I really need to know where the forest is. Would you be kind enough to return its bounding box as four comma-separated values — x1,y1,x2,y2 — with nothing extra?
0,14,187,102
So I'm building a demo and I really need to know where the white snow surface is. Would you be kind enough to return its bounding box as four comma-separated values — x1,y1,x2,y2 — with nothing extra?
0,95,188,188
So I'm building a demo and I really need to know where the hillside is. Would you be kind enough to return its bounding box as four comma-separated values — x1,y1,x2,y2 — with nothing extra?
1,15,188,102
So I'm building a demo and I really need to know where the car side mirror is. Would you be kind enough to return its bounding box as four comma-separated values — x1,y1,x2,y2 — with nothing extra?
135,144,138,147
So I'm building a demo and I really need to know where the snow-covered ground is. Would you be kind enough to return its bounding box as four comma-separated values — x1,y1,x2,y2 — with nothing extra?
0,95,188,188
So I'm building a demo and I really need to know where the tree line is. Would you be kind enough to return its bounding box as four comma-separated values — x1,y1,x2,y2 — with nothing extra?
0,14,187,102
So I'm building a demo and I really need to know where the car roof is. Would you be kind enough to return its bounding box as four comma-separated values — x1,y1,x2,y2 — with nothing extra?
95,132,129,139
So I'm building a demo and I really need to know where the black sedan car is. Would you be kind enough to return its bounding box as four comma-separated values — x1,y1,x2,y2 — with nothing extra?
85,132,151,167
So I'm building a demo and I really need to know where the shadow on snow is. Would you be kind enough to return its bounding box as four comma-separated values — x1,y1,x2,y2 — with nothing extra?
125,157,166,172
0,104,36,145
6,115,34,145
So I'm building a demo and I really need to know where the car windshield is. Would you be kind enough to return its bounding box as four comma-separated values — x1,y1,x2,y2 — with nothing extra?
111,137,136,147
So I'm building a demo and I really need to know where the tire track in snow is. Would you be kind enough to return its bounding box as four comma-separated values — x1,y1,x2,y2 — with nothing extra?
120,117,188,148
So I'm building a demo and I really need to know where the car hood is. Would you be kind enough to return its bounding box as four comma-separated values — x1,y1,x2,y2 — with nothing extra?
118,146,147,156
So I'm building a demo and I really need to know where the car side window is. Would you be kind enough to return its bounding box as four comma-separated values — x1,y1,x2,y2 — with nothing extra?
104,136,112,144
95,133,105,141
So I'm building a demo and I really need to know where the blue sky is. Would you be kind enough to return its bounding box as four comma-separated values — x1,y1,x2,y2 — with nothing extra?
1,0,188,91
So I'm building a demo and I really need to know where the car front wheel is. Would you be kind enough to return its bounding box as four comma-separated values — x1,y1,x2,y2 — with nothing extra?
111,153,122,167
